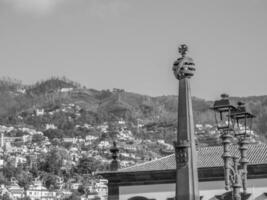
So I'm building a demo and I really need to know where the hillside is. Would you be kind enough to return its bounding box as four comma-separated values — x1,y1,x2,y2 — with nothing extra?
0,77,266,142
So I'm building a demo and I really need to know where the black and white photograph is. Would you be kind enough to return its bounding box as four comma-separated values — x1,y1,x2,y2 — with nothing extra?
0,1,267,200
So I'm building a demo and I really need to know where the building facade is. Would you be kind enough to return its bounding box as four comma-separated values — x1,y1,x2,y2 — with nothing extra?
100,144,267,200
26,181,56,200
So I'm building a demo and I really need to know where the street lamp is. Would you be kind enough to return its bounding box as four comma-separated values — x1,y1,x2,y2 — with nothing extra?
211,93,236,131
230,101,255,195
231,101,255,138
211,94,255,200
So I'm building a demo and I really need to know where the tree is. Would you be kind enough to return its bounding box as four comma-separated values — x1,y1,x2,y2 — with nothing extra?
43,173,59,190
0,173,9,185
1,193,12,200
40,147,69,175
77,185,85,195
31,134,44,144
76,157,101,175
16,171,33,190
29,164,39,178
3,161,16,179
43,129,64,140
51,138,61,146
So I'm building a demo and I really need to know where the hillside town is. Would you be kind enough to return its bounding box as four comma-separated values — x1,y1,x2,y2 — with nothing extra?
0,102,161,200
0,75,264,200
1,0,267,199
0,100,261,200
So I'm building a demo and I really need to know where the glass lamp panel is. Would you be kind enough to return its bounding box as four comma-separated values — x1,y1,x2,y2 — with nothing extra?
235,117,245,135
215,110,231,130
234,114,254,136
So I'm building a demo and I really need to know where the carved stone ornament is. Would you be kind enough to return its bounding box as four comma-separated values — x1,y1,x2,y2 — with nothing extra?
173,57,196,80
173,140,190,167
172,45,196,80
176,148,188,165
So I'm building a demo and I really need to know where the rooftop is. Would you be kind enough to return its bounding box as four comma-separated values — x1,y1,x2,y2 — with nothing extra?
117,143,267,173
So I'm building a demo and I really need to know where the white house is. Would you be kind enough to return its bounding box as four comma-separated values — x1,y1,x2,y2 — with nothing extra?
35,109,45,116
45,124,57,130
63,137,77,144
98,141,110,149
70,182,82,190
85,135,98,141
0,159,4,168
7,181,24,199
14,156,27,167
26,180,56,200
60,88,73,92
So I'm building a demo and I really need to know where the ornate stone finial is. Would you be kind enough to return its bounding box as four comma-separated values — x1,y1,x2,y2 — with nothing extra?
237,101,245,107
110,141,119,171
236,101,246,117
221,93,229,99
178,44,188,57
110,141,119,159
172,44,196,80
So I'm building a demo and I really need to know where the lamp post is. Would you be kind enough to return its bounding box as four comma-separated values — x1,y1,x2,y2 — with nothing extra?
172,44,199,200
211,94,255,200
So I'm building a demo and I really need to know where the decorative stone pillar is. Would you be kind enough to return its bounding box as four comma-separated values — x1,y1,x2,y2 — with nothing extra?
172,44,199,200
110,141,119,171
108,141,120,200
239,138,249,194
221,132,233,190
232,156,242,200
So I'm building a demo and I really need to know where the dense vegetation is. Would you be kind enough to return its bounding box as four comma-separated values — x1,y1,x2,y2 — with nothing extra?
0,77,266,140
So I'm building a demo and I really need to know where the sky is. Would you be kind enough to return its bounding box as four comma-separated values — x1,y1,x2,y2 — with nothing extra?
0,0,267,100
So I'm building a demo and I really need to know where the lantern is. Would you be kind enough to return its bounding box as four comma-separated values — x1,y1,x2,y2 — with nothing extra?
211,94,236,132
230,101,255,137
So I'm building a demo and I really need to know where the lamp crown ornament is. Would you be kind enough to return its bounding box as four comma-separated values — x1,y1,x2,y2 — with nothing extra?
237,101,244,106
173,44,196,80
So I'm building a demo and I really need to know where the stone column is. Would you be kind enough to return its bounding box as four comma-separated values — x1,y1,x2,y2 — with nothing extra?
110,141,120,171
172,44,199,200
108,183,119,200
108,141,120,200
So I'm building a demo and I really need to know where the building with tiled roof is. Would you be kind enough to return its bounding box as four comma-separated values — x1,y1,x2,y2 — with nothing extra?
100,143,267,200
118,144,267,172
6,182,24,199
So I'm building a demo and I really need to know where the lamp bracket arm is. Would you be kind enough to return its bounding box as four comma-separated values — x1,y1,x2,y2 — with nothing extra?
228,165,236,175
228,165,239,183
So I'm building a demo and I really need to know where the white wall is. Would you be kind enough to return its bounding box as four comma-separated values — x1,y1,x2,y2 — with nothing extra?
119,178,267,200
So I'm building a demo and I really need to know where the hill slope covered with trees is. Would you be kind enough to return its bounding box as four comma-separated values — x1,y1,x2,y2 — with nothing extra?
0,77,266,141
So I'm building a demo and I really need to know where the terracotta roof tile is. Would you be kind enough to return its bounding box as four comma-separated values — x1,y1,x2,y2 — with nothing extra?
119,144,267,173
